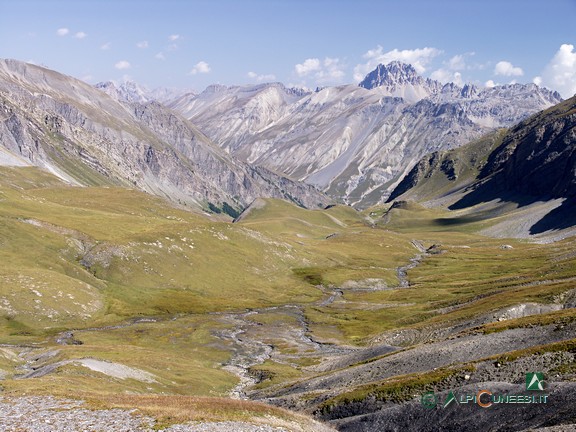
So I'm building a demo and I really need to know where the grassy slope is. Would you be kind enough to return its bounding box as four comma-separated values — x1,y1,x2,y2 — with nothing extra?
392,130,507,204
1,166,575,425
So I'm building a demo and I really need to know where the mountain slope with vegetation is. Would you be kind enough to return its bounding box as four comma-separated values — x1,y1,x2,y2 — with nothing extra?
387,95,576,240
0,59,330,214
1,162,575,430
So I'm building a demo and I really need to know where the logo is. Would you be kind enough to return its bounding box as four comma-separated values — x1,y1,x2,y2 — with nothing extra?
421,391,437,409
526,372,545,391
419,373,549,410
443,391,457,408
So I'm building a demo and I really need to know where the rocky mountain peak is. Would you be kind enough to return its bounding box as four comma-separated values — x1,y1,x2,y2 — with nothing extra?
358,61,422,90
461,83,479,98
95,80,150,104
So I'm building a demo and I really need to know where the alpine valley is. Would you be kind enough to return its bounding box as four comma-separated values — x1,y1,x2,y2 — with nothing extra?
0,58,575,432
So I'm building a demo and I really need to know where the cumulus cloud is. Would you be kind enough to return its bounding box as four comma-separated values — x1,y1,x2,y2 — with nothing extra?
536,44,576,98
137,41,148,49
295,57,346,84
115,60,131,70
56,28,69,36
169,34,180,41
295,58,321,76
485,80,497,88
74,31,87,39
494,61,524,77
321,57,346,81
248,71,276,82
447,54,466,71
430,69,464,86
429,52,478,85
353,46,441,81
190,61,211,75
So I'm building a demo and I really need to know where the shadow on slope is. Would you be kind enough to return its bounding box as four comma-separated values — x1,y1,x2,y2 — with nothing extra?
448,174,534,211
530,197,576,235
447,175,576,235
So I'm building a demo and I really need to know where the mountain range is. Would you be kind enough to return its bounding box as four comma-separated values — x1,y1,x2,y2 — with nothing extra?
0,58,568,217
0,59,330,215
168,61,562,207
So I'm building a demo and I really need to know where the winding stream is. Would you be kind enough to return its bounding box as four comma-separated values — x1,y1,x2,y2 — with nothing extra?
5,241,428,400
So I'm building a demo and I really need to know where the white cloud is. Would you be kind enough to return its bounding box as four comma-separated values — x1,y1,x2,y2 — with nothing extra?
248,71,276,82
447,55,466,71
533,76,543,86
74,31,87,39
494,61,524,77
169,34,180,41
429,52,479,86
295,58,321,76
485,80,497,88
100,42,111,50
115,60,131,70
430,69,463,86
190,61,211,75
155,52,165,60
295,57,346,84
353,46,441,81
317,57,346,82
137,41,148,49
537,44,576,98
56,28,69,36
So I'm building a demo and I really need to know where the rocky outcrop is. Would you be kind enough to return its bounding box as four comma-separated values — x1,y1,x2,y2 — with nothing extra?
358,61,442,101
385,96,576,236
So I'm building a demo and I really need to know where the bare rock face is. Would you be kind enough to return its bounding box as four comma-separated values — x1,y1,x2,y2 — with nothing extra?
170,62,561,208
0,59,331,212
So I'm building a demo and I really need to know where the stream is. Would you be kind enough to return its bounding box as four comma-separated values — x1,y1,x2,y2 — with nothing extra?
4,241,428,400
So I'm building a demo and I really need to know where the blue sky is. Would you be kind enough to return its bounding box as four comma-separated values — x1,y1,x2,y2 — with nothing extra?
1,0,575,97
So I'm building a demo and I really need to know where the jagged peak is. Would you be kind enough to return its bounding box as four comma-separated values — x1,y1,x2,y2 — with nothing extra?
95,79,150,103
358,62,422,90
461,83,478,98
202,84,230,94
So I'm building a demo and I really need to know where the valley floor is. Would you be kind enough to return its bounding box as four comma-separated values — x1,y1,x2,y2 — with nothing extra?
1,168,576,431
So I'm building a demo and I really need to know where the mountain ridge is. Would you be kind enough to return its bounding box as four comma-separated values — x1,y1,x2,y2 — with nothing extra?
169,61,562,208
0,59,331,213
386,95,576,239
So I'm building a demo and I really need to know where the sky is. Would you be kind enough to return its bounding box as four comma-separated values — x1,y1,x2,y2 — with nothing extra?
1,0,575,97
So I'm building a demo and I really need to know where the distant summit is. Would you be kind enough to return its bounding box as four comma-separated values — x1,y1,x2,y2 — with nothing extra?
358,61,442,103
95,80,151,104
95,80,189,104
359,61,422,90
